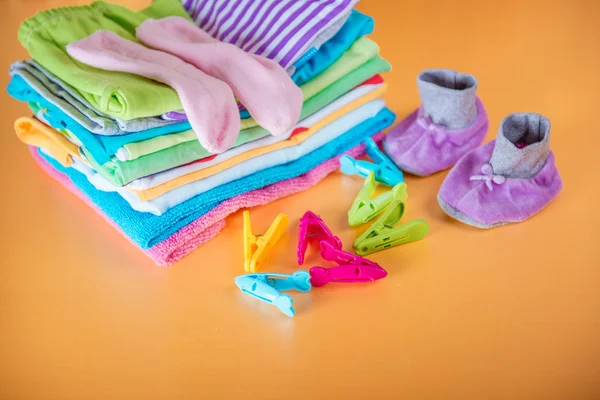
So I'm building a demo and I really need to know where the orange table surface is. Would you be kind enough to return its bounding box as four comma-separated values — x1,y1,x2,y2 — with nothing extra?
1,1,599,399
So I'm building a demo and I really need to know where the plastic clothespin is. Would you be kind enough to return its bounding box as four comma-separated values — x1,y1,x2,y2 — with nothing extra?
297,210,342,265
319,240,380,267
244,210,288,272
235,271,312,317
309,241,388,287
353,183,429,256
339,137,404,187
348,171,406,227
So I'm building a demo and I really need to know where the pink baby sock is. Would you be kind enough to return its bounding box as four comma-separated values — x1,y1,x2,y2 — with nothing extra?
66,30,240,153
136,16,303,136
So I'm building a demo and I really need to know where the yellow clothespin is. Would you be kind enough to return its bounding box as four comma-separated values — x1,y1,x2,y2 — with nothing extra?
243,210,289,272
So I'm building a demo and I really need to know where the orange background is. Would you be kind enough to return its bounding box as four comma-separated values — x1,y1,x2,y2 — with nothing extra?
1,1,599,399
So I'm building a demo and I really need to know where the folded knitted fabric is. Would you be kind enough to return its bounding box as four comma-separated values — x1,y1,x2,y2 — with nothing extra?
292,10,374,86
13,59,391,192
11,8,372,129
19,83,386,202
182,0,358,70
9,61,186,135
158,9,374,121
18,0,192,120
9,39,383,167
126,84,387,200
27,103,84,147
7,74,191,164
137,16,303,137
125,78,385,189
35,107,395,249
67,30,240,153
32,133,383,265
383,69,489,176
15,117,80,167
147,36,381,132
140,36,381,136
74,100,390,215
16,79,387,197
116,70,388,164
438,113,563,228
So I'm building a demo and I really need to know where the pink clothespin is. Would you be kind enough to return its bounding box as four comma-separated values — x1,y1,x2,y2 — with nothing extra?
319,240,379,267
297,211,342,265
309,242,388,287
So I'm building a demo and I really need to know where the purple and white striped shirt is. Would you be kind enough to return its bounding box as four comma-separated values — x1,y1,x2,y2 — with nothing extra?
181,0,358,69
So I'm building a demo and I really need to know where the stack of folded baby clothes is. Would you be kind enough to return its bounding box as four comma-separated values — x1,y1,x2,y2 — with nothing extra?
8,0,395,265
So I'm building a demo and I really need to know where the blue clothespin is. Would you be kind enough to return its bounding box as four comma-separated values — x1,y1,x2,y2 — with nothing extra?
235,271,311,317
340,138,404,186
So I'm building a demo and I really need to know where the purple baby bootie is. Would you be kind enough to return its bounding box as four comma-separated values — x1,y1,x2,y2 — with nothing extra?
383,69,489,176
438,113,563,228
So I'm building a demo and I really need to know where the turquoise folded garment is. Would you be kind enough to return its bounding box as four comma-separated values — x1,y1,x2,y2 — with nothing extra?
239,10,375,118
292,10,374,86
37,108,395,249
10,60,184,135
7,75,191,165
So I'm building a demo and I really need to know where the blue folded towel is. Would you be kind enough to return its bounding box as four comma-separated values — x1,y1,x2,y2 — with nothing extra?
37,108,395,249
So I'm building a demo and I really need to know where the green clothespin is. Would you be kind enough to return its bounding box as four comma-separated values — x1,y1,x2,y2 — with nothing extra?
353,183,429,256
348,172,406,227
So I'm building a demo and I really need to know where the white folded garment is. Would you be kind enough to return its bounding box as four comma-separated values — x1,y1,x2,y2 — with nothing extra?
77,99,385,216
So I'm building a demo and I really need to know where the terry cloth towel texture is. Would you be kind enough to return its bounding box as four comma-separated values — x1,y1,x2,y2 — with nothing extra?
34,108,395,249
31,133,383,265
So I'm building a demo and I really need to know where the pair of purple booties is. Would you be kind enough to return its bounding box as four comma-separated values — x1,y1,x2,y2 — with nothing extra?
383,69,562,228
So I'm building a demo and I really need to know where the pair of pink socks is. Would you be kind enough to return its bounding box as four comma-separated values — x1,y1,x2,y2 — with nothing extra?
66,16,302,153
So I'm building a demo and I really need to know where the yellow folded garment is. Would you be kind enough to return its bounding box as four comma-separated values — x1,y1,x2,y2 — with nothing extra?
14,117,82,166
14,85,387,202
128,84,387,201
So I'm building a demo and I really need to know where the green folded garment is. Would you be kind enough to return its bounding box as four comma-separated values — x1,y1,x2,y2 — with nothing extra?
122,37,381,161
85,56,391,187
240,36,378,130
18,0,190,120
